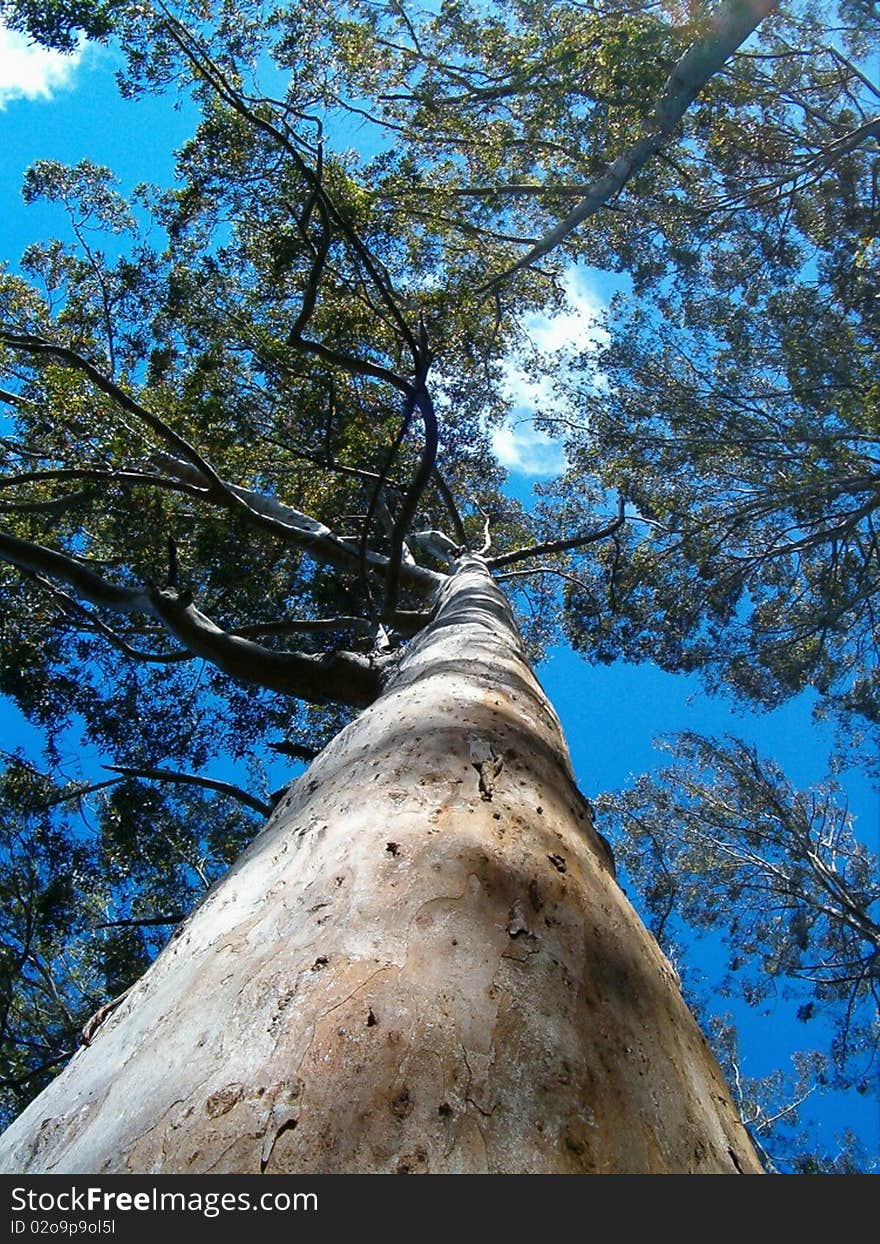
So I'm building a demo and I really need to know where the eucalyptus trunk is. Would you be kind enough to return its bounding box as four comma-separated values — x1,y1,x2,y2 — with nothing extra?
0,558,762,1174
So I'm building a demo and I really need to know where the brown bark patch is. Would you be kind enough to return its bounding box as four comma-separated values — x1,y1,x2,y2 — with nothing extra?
204,1084,244,1118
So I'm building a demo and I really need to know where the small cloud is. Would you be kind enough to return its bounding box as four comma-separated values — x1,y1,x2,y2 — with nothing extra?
0,24,85,108
491,419,567,478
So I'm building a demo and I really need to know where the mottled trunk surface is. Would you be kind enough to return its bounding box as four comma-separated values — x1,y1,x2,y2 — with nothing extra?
0,557,762,1173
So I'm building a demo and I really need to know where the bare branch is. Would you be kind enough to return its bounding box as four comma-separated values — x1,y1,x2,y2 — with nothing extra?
157,8,421,363
702,115,880,212
102,764,273,818
828,45,880,102
487,496,625,570
0,1051,74,1091
281,445,406,490
257,439,466,549
0,336,437,597
407,530,462,562
493,564,592,593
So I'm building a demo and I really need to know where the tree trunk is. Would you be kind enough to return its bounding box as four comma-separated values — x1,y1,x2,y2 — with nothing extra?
0,557,762,1174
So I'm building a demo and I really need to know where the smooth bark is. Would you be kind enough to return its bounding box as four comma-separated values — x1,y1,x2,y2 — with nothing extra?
0,557,761,1173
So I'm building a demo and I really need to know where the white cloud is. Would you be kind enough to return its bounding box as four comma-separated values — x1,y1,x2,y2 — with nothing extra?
496,266,608,478
0,25,85,108
525,266,607,354
491,419,567,477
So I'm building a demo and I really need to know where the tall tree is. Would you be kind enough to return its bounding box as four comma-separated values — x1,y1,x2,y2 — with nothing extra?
1,0,874,1172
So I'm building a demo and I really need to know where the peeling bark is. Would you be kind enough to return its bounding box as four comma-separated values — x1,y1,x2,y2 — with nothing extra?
0,557,762,1174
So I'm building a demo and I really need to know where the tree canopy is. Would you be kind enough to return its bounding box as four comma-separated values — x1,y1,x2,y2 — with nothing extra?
600,735,879,1091
0,0,877,1166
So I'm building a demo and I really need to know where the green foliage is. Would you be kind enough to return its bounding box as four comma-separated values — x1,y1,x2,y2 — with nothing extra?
0,751,259,1126
553,5,880,730
0,0,534,1121
704,1017,875,1173
1,0,878,1167
0,0,121,52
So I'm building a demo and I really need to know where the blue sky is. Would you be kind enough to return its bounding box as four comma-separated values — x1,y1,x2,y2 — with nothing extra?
1,23,877,1166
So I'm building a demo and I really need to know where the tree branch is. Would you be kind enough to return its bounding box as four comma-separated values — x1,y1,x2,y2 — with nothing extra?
148,452,444,597
384,372,439,617
0,489,96,516
0,334,439,596
102,764,273,817
479,0,780,291
149,587,388,707
231,616,375,637
433,467,468,548
22,569,191,664
0,466,211,503
0,528,154,615
0,331,230,493
0,388,40,410
95,915,186,930
487,496,625,570
0,529,390,707
158,8,421,363
387,183,596,200
268,740,319,762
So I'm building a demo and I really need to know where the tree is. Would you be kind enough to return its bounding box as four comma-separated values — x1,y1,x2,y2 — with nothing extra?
0,0,874,1172
598,734,880,1097
551,1,880,727
0,0,120,50
698,1016,873,1172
